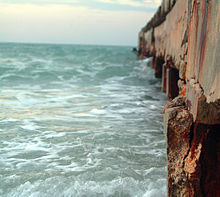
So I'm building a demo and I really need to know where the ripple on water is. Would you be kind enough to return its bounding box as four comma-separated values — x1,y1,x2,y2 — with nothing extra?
0,44,167,197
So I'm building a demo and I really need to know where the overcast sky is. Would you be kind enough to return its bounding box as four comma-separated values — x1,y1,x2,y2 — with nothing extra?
0,0,161,46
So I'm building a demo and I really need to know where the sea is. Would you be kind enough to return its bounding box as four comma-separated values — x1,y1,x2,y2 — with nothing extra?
0,43,167,197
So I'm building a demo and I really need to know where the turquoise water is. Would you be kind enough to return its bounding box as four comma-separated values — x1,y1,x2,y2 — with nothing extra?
0,43,167,197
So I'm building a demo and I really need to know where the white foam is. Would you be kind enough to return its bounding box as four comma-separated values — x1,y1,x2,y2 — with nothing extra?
43,131,66,138
0,45,167,197
143,179,167,197
90,108,107,115
4,176,167,197
0,118,18,122
21,119,41,131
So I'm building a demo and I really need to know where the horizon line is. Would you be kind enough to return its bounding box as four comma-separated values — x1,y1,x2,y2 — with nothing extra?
0,40,137,48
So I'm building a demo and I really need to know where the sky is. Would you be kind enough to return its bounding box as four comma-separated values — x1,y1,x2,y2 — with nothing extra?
0,0,161,46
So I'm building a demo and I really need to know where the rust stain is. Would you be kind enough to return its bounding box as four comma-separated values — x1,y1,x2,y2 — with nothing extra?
180,83,187,97
198,0,210,79
190,0,200,80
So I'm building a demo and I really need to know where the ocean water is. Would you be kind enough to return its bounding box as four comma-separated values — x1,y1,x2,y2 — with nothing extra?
0,43,167,197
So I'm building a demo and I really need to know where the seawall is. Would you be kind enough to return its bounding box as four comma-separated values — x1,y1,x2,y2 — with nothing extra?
138,0,220,196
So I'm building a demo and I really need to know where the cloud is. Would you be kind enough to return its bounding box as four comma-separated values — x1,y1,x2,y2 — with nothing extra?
0,3,154,45
97,0,143,7
96,0,161,9
1,0,162,10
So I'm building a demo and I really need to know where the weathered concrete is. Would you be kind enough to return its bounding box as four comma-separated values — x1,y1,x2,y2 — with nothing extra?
139,0,188,68
138,0,220,196
186,0,220,124
164,97,193,196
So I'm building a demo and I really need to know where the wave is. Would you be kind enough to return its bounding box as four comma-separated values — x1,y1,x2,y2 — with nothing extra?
0,43,167,197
